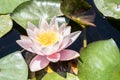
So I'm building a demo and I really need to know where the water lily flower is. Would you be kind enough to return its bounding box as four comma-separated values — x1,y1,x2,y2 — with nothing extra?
16,17,81,72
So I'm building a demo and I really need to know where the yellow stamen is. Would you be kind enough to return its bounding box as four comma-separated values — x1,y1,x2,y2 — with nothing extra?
37,31,58,46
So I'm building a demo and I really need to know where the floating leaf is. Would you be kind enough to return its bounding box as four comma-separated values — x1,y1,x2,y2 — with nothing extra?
0,51,28,80
78,39,120,80
11,0,63,29
42,72,65,80
60,0,95,28
42,72,79,80
66,73,79,80
0,15,12,38
0,0,29,14
94,0,120,19
110,63,120,80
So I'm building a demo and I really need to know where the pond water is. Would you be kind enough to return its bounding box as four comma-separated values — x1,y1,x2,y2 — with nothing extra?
0,0,120,58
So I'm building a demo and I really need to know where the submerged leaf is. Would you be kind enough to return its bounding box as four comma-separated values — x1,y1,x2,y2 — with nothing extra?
0,15,12,38
94,0,120,19
12,0,63,29
60,0,95,27
0,51,28,80
0,0,29,14
78,39,120,80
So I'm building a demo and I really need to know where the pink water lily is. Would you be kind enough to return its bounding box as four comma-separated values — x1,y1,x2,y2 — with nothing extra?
16,17,81,72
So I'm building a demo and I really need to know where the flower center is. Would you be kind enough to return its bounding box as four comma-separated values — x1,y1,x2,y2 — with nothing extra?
37,31,58,46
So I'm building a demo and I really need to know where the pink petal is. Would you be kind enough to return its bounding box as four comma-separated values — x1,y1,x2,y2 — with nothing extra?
34,28,40,37
63,26,71,36
66,31,81,47
16,38,34,52
58,31,81,51
60,49,80,61
50,24,59,32
59,23,66,35
58,36,71,51
50,17,57,26
20,35,29,40
42,42,60,55
28,22,37,30
31,43,45,56
26,29,35,38
30,55,49,72
50,17,59,32
70,31,81,41
59,23,66,30
47,53,60,62
16,40,32,48
39,17,50,31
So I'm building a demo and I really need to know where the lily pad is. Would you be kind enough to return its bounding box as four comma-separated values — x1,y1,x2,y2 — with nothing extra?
42,72,79,80
66,73,79,80
60,0,95,27
0,51,28,80
111,63,120,80
78,39,120,80
0,15,12,38
94,0,120,19
42,72,65,80
11,0,63,29
0,0,29,14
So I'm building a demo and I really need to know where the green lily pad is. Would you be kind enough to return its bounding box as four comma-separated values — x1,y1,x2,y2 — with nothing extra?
0,51,28,80
42,72,65,80
42,72,79,80
0,0,29,14
94,0,120,19
66,73,79,80
0,15,12,38
78,39,120,80
11,0,63,29
60,0,95,27
111,63,120,80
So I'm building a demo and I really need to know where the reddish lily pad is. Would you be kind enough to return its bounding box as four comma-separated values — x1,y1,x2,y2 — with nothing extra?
60,0,95,28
